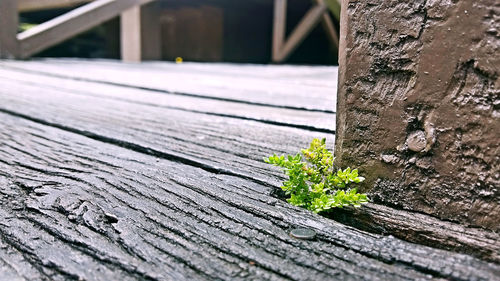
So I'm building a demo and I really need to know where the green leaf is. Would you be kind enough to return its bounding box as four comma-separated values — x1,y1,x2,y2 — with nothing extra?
264,138,369,214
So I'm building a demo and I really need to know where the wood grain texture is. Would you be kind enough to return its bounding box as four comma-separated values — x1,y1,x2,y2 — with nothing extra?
0,0,19,59
1,113,499,280
329,203,500,263
0,60,498,264
0,73,333,189
0,67,335,132
0,60,498,280
0,59,337,112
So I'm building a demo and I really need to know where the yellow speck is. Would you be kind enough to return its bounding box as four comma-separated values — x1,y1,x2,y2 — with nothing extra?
175,57,183,64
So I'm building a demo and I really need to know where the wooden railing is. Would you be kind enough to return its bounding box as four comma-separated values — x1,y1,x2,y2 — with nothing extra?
0,0,160,61
1,0,341,63
272,0,341,63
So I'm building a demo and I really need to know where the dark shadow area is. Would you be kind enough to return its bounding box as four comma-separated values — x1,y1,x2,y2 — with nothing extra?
20,8,120,59
20,0,338,65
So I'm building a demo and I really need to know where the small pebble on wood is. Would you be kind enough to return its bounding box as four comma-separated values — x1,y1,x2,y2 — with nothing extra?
407,130,427,152
290,228,316,240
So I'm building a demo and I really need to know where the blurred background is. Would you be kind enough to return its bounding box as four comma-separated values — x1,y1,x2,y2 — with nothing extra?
17,0,340,65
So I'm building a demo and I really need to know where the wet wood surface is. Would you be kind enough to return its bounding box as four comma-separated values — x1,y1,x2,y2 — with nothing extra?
0,59,498,280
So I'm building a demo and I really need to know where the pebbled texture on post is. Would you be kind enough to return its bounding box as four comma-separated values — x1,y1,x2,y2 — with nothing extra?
336,0,500,231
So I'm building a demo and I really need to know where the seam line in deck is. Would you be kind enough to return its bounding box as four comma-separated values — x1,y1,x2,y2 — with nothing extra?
0,65,336,114
0,75,335,134
0,108,276,189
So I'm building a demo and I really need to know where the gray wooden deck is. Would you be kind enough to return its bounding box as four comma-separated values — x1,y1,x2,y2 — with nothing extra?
0,59,498,281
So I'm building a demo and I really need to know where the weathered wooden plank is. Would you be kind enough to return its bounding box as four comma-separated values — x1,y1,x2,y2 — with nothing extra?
0,67,499,265
120,1,161,62
272,0,333,63
0,231,44,281
16,0,154,58
0,0,19,59
18,0,93,12
320,13,339,50
315,0,339,50
1,61,498,260
276,3,327,63
2,58,338,89
330,203,500,264
1,113,498,280
0,67,335,132
0,75,332,188
120,6,142,62
0,59,337,112
272,0,287,62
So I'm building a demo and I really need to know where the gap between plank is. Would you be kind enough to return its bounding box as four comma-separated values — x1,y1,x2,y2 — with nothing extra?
0,75,335,134
0,64,336,114
1,110,498,280
0,108,277,190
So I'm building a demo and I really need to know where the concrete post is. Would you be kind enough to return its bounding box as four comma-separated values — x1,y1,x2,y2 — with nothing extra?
336,0,499,231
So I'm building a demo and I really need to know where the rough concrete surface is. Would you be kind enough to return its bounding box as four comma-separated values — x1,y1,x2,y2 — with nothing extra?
336,0,499,231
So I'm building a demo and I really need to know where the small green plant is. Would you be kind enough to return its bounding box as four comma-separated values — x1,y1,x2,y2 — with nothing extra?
264,138,368,213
